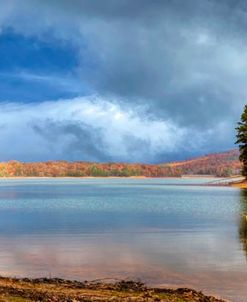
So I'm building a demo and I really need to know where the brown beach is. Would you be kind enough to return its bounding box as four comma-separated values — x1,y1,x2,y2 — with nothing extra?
0,276,227,302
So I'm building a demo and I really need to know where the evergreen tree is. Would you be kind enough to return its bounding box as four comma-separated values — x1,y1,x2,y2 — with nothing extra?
236,105,247,177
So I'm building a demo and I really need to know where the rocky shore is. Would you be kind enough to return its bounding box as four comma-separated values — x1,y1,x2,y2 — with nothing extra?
0,276,227,302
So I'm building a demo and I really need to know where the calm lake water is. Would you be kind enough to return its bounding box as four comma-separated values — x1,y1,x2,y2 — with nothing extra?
0,178,246,301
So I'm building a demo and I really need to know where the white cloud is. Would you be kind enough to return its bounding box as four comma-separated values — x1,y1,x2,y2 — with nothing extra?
0,96,232,162
0,95,212,162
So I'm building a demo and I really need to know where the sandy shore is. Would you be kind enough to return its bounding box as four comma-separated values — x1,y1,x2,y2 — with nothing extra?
0,175,229,180
230,179,247,188
0,176,157,180
0,276,227,302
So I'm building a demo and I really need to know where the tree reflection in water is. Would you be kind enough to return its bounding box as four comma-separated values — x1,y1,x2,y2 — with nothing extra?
239,190,247,258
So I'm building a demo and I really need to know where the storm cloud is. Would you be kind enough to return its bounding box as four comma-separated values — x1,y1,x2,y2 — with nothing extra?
0,0,245,161
0,97,198,162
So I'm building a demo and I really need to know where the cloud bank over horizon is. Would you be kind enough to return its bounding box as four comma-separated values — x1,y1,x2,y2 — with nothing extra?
0,0,245,162
0,96,191,162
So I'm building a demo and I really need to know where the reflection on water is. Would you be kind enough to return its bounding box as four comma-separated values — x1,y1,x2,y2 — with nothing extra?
239,190,247,258
0,178,246,301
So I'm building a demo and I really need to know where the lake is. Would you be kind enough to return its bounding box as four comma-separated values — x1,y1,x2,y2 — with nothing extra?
0,178,246,302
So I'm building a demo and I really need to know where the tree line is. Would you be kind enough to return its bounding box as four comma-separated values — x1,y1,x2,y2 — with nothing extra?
0,150,240,178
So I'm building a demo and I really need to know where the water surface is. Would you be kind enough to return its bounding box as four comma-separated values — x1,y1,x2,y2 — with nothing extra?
0,178,246,302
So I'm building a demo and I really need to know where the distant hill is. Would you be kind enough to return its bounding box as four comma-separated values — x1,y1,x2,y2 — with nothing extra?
163,149,241,177
0,149,241,177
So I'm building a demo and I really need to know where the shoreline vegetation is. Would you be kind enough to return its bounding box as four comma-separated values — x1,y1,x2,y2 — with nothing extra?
0,149,240,178
0,276,226,302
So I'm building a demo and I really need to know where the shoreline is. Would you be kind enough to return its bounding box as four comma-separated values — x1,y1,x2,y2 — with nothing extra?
230,180,247,188
0,275,227,302
0,175,235,179
0,176,244,189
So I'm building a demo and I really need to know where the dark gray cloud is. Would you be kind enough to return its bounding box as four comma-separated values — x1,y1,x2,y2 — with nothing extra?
32,121,110,162
25,0,246,126
0,0,246,160
78,0,247,128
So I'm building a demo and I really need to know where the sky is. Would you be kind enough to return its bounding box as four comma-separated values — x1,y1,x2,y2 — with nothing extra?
0,0,246,163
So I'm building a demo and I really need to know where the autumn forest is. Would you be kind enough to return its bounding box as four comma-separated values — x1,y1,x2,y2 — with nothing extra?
0,149,241,178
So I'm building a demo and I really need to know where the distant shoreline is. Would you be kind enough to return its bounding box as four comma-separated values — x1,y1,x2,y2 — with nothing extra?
0,149,241,178
0,175,226,180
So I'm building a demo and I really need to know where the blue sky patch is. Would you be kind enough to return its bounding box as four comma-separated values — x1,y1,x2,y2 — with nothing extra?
0,29,92,101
